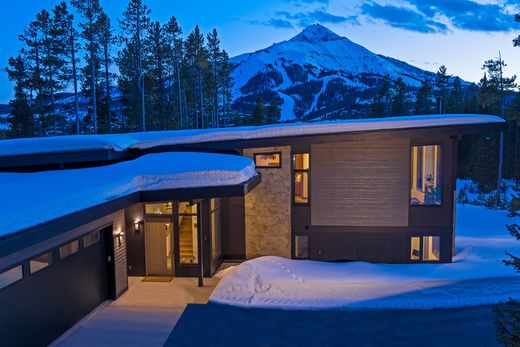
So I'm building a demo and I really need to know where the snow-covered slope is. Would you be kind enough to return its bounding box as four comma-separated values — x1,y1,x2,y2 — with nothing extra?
230,24,444,120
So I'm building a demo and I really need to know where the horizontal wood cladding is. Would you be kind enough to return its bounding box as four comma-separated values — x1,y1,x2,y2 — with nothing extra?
311,139,410,227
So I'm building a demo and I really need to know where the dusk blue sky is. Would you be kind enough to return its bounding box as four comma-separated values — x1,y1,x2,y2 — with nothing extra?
0,0,519,103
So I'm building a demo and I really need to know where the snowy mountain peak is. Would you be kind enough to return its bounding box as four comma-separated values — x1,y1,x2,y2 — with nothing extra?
290,24,341,43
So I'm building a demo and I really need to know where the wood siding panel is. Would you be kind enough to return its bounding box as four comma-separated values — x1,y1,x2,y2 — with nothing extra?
111,209,128,297
311,139,410,227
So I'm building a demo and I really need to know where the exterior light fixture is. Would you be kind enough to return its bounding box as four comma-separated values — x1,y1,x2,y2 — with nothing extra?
115,231,125,246
134,221,141,233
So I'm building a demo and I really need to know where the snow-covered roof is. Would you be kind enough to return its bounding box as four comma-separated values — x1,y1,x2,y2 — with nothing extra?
0,114,504,158
0,152,256,237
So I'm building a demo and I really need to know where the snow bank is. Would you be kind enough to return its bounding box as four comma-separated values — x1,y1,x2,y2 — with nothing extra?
210,204,520,310
0,152,256,237
0,114,503,157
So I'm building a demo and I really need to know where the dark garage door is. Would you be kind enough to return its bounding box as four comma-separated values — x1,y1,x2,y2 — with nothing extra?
0,225,114,347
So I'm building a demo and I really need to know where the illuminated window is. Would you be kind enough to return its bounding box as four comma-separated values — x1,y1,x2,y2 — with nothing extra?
410,236,441,261
293,153,310,204
83,231,100,248
145,202,173,215
59,240,79,260
0,266,23,290
178,202,198,264
30,252,53,274
411,145,442,206
295,235,309,258
254,152,281,168
210,199,221,260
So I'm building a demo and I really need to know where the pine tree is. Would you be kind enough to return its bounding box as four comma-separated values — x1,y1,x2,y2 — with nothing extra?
447,77,464,114
184,26,207,129
414,79,433,115
251,97,265,125
118,0,151,131
219,50,233,127
98,12,115,133
5,56,34,137
435,65,451,113
163,16,183,128
369,77,391,118
266,100,281,124
495,185,520,345
391,77,408,116
207,29,221,128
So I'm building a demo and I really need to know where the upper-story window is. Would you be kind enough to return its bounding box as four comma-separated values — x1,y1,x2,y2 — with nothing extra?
293,153,310,204
411,145,442,206
254,152,281,168
145,202,173,215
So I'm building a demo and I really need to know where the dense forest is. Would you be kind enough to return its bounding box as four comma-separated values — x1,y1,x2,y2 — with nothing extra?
3,0,520,192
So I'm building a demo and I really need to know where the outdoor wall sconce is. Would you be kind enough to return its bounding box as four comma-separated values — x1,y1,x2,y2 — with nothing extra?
134,221,142,233
115,231,125,246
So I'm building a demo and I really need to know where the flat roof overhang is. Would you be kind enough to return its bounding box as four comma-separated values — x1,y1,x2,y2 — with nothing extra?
0,117,506,171
0,174,260,263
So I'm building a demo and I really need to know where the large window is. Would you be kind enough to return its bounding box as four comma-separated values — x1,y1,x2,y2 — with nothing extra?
0,266,23,290
410,236,441,262
293,153,310,204
30,252,53,274
411,145,442,206
145,202,173,215
254,152,281,168
178,202,198,264
210,199,221,260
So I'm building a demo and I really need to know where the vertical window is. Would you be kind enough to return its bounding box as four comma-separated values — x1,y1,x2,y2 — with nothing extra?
254,152,281,168
410,236,441,261
178,202,198,264
30,252,53,274
411,145,442,206
0,266,23,290
83,230,100,248
145,202,173,215
293,153,310,204
210,199,221,260
59,240,79,260
295,235,309,258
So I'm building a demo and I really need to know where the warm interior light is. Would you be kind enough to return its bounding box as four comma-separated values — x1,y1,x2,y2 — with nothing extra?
134,221,141,232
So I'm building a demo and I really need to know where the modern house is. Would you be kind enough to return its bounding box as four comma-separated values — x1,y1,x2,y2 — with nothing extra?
0,114,504,345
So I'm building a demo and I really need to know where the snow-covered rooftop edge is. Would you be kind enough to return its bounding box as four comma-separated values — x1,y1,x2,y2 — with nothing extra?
0,152,256,237
0,114,504,157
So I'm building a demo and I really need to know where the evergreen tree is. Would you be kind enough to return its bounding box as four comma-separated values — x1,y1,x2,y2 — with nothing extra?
391,77,408,116
5,56,34,137
414,79,433,115
184,26,207,129
251,97,265,125
219,49,234,127
163,16,183,128
435,65,451,113
98,12,115,133
446,77,464,114
71,0,104,134
266,100,281,124
118,0,151,131
207,29,221,128
369,77,391,118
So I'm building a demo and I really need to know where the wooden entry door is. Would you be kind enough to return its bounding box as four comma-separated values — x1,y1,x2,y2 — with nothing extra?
145,222,174,275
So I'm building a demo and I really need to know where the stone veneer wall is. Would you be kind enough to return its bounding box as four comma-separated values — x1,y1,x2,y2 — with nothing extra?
243,146,291,259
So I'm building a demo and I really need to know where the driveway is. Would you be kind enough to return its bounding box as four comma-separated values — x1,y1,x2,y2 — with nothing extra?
51,276,219,347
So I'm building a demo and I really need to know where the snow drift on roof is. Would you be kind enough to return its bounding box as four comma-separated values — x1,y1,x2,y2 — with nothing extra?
0,152,256,237
0,114,504,158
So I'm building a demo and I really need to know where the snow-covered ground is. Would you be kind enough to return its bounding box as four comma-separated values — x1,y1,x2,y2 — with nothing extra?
210,203,520,310
0,152,256,237
0,114,503,157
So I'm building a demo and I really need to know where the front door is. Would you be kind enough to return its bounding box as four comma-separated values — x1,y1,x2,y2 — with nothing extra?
145,222,174,275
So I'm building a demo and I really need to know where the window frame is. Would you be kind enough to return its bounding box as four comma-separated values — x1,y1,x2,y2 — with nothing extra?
409,143,444,208
294,235,310,259
410,235,441,262
29,251,54,275
253,152,282,169
144,202,174,216
292,152,311,206
59,239,80,260
0,264,24,290
82,230,101,249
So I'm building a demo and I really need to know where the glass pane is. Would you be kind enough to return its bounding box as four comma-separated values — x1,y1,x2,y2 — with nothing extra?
293,153,310,170
83,231,100,248
179,213,198,264
423,236,441,261
145,202,173,215
410,237,421,260
30,252,53,274
254,153,281,168
165,223,173,270
411,145,442,205
211,209,221,259
294,171,309,204
0,266,23,290
178,202,197,215
59,240,79,259
295,236,309,258
210,198,220,211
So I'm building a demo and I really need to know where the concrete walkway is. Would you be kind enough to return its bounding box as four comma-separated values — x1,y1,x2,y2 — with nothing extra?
51,276,219,347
